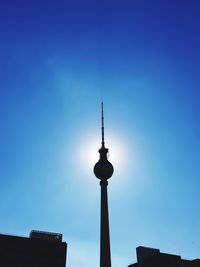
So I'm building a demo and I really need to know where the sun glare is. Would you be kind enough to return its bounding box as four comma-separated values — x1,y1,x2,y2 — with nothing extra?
74,131,129,177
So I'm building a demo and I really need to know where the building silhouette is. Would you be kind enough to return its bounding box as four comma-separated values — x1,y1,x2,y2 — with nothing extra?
128,246,200,267
0,230,67,267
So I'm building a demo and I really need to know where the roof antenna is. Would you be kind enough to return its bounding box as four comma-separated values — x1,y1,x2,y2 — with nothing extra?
101,102,105,148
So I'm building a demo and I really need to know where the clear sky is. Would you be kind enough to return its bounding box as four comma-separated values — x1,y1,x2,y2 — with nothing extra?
0,1,200,267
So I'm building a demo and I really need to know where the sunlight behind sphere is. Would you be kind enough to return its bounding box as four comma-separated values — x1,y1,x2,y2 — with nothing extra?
67,127,138,197
74,131,130,178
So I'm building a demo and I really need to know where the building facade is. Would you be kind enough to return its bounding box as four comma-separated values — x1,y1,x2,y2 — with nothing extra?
0,230,67,267
129,246,200,267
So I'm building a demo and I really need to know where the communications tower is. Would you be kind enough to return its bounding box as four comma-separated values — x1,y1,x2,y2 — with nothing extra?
94,103,114,267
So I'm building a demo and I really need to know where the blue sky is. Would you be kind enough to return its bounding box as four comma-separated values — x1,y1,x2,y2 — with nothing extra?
0,0,200,266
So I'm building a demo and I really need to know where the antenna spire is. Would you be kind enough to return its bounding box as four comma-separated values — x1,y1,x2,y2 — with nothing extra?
101,102,105,148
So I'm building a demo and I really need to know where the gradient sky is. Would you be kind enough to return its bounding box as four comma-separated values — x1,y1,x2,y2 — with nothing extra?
0,1,200,267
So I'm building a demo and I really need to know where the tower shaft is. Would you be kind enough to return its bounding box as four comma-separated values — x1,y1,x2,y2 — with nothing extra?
100,180,111,267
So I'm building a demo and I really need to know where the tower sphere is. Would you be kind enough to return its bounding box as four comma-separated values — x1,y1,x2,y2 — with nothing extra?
94,147,114,180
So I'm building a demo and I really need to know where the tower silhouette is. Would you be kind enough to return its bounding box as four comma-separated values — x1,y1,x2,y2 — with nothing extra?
94,103,114,267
